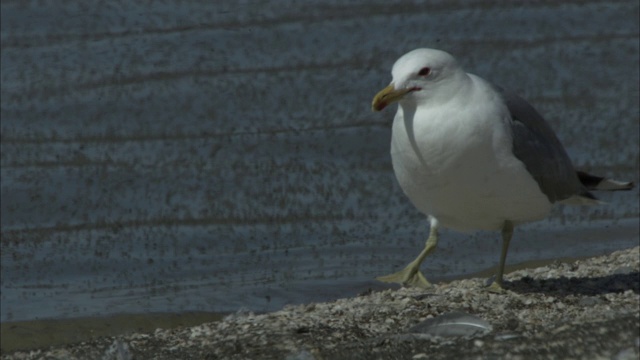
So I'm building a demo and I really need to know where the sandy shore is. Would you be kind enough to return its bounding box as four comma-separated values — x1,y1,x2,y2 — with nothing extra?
2,246,638,360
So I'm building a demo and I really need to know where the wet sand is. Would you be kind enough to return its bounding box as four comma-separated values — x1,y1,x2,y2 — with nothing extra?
2,247,638,359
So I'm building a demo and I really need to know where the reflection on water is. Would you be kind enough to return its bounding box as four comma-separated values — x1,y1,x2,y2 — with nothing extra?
1,0,638,322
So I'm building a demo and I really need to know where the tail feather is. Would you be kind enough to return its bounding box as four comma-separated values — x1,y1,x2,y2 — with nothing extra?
576,171,634,191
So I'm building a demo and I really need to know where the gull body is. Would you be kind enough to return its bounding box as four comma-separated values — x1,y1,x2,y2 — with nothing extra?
390,71,550,232
372,48,632,290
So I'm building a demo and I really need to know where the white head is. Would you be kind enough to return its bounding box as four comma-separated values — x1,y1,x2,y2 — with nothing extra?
372,48,467,111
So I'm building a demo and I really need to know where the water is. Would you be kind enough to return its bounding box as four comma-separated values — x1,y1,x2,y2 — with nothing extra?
1,0,638,323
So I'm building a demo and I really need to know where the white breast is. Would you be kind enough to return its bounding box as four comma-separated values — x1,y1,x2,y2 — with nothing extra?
390,76,552,231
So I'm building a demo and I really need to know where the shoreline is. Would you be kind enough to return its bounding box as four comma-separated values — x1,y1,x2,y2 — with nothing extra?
2,246,639,359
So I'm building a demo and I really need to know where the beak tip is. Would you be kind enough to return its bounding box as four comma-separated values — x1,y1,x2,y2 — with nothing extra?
372,84,399,112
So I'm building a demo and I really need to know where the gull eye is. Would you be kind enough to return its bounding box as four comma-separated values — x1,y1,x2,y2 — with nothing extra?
418,67,431,76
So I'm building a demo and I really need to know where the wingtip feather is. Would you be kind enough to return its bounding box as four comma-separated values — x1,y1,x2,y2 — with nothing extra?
576,171,634,191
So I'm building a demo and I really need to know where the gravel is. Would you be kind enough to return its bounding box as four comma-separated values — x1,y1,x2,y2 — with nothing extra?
2,246,638,360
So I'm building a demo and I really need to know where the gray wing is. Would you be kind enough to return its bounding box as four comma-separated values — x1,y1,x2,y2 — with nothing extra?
497,88,594,203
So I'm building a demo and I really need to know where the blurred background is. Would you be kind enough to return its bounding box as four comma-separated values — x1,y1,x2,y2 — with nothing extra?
1,0,638,324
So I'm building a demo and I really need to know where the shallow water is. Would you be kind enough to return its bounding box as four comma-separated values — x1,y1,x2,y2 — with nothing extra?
1,0,638,323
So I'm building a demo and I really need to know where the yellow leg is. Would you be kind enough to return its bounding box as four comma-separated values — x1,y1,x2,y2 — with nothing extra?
487,220,513,293
377,217,439,288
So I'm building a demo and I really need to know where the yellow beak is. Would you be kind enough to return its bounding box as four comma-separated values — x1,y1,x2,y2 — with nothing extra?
371,84,414,111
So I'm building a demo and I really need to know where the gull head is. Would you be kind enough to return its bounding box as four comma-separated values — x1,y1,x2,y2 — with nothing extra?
372,48,465,111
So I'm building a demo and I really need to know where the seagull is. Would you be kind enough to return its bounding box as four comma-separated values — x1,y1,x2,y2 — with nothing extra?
371,48,633,292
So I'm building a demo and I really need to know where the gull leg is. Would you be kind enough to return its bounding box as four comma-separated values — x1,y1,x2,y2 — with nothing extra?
377,217,439,288
487,220,514,293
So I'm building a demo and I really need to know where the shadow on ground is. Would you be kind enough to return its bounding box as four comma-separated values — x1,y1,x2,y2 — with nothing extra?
505,271,640,296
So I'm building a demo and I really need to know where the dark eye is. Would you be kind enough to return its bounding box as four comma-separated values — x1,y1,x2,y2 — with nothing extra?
418,67,431,76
